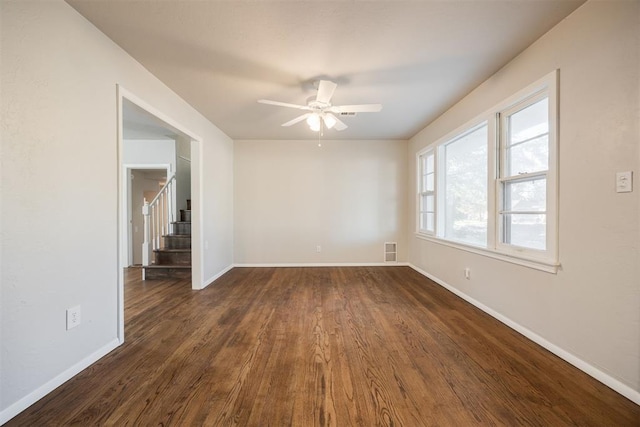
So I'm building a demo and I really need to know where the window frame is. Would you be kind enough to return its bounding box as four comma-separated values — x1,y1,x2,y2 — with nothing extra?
417,149,436,235
415,70,559,273
496,76,558,264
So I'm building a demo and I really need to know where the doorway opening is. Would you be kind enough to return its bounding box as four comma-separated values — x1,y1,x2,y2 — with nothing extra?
117,86,202,343
123,166,171,267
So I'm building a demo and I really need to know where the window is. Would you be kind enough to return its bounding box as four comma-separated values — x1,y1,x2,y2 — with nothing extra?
440,123,488,246
499,95,550,251
418,150,435,234
416,71,558,271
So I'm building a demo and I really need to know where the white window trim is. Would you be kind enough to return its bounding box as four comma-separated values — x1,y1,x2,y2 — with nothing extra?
495,71,558,264
415,232,559,273
416,149,436,235
415,70,559,274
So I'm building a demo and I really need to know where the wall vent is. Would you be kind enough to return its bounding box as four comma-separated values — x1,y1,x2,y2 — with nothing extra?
384,242,397,262
339,112,357,116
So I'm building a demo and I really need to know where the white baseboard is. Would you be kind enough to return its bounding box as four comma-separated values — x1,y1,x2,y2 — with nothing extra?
200,264,235,289
233,262,410,268
0,338,121,425
408,263,640,406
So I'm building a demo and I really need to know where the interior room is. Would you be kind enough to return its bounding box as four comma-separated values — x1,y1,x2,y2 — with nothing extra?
1,0,638,424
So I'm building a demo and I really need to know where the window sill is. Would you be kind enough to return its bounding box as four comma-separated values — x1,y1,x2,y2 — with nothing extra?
414,233,559,274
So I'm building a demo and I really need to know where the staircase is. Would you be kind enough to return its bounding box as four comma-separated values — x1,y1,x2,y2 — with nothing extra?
143,200,192,280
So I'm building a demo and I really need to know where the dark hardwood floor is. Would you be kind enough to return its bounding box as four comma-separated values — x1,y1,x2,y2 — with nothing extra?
7,267,640,426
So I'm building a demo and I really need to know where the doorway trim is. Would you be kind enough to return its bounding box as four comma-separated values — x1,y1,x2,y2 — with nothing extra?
122,164,172,267
117,85,204,343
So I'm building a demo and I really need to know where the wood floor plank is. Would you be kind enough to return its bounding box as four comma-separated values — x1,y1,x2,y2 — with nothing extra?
6,266,640,426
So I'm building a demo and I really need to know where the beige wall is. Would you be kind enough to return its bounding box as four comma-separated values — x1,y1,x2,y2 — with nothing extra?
0,0,233,419
234,139,408,264
408,0,639,397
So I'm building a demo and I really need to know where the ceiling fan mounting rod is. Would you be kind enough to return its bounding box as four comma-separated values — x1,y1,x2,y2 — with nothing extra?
309,100,331,110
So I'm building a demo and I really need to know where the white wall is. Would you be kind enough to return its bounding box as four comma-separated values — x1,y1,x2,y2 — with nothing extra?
0,0,234,421
175,136,192,213
407,0,640,399
123,139,176,170
234,139,407,265
199,133,234,285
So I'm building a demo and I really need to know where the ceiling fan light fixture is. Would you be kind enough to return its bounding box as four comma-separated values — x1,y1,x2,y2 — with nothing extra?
307,113,321,132
323,113,337,129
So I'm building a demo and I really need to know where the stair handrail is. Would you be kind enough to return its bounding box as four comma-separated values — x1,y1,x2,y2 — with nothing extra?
142,174,176,267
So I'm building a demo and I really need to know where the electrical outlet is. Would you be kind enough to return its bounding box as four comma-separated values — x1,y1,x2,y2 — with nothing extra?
316,245,322,253
66,306,81,330
464,268,471,280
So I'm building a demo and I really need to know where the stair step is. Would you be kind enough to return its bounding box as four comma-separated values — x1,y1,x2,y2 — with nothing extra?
144,265,191,280
163,234,191,249
142,199,192,280
171,221,191,236
153,248,191,265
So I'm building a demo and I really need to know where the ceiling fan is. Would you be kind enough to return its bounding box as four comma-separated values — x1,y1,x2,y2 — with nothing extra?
258,80,382,132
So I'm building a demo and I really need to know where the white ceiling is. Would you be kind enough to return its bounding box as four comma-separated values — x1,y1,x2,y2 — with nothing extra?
67,0,585,141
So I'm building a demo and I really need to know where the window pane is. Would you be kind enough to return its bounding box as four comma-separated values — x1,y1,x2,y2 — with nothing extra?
507,134,548,175
426,212,434,231
420,212,434,232
420,194,427,210
420,193,434,232
426,154,434,173
444,124,488,246
509,98,548,144
504,178,546,212
425,173,434,192
503,213,546,250
420,152,434,192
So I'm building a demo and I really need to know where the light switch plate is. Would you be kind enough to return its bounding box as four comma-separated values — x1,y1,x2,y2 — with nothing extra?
616,171,633,193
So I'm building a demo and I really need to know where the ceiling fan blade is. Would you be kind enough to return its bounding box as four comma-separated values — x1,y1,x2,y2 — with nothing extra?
324,113,348,131
333,117,348,131
258,99,309,110
316,80,337,104
281,113,310,127
331,104,383,113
